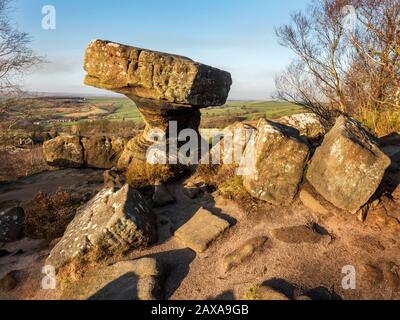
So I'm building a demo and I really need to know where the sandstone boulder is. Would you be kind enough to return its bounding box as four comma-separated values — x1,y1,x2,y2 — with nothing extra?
0,207,24,243
62,258,165,300
207,122,256,167
241,119,310,205
306,116,391,213
46,185,157,270
84,39,232,106
174,208,230,253
44,135,127,169
244,285,290,300
276,113,326,140
82,136,126,169
43,135,83,168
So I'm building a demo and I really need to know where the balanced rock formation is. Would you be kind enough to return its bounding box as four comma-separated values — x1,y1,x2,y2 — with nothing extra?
241,119,310,205
306,116,391,213
44,135,127,169
84,40,232,178
47,185,157,270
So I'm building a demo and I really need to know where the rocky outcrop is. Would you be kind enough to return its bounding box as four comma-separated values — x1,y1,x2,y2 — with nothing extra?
44,135,127,169
43,135,84,168
0,207,24,243
46,185,157,270
306,116,391,213
61,257,165,300
241,119,310,205
276,113,326,140
84,40,232,181
82,136,126,169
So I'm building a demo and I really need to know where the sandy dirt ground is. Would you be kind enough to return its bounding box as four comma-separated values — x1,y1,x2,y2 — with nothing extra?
0,167,399,300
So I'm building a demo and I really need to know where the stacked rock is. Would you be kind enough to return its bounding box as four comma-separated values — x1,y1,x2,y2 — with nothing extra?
83,40,232,180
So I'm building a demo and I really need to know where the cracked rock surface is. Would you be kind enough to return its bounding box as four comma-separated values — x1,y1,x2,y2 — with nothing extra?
46,185,157,270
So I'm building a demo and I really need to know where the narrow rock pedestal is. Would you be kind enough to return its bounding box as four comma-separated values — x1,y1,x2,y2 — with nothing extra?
84,40,232,183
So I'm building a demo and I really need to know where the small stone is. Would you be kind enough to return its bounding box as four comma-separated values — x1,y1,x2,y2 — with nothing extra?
272,225,326,244
296,295,313,300
103,167,125,189
244,285,290,300
183,183,201,199
174,208,230,253
152,183,175,207
299,189,329,215
222,236,267,273
392,185,400,202
0,207,24,243
0,270,20,291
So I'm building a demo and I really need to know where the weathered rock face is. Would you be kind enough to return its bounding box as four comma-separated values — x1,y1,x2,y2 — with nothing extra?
46,185,157,270
44,135,127,169
306,116,391,213
84,40,232,182
241,119,310,205
61,258,165,300
43,135,84,168
207,122,256,166
84,39,232,106
82,136,126,169
0,207,24,243
276,113,326,140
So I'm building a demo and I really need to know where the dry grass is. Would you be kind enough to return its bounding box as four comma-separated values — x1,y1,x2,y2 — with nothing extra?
243,284,263,300
359,109,400,137
194,164,262,213
126,162,186,188
57,243,132,291
24,190,86,241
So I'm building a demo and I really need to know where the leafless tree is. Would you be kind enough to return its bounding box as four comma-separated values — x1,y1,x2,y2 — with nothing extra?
275,0,400,128
0,0,43,125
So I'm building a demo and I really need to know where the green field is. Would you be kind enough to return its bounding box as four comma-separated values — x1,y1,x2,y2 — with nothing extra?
84,97,304,124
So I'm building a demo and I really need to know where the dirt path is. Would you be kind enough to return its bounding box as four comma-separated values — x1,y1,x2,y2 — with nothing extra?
1,169,399,300
0,169,104,210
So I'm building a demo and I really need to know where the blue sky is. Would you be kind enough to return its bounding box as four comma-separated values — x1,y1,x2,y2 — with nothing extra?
12,0,310,99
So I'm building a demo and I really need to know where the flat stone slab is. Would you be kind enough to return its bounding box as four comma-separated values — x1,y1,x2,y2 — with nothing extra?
174,208,230,253
84,39,232,106
61,258,164,300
